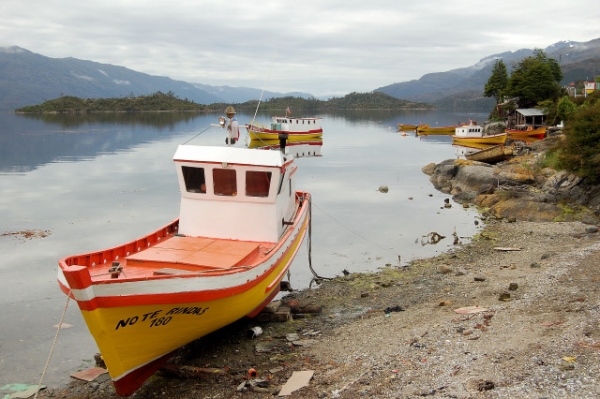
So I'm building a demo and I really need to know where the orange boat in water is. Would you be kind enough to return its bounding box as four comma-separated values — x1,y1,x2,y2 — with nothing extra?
506,125,547,140
57,108,311,396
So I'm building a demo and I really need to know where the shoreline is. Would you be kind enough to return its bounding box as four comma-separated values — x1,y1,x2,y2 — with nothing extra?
32,218,600,398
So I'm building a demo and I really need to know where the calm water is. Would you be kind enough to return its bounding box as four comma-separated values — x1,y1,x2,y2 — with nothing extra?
0,109,486,389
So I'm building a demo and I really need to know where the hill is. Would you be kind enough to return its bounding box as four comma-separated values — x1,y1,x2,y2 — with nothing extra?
0,46,313,111
376,38,600,110
15,92,433,113
3,38,600,112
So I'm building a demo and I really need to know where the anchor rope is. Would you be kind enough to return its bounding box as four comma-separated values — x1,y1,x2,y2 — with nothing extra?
34,294,71,399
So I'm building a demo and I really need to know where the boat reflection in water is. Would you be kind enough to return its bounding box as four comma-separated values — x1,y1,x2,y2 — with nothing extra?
248,138,323,158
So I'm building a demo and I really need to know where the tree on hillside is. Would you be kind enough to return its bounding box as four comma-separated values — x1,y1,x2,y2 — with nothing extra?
558,100,600,183
484,59,508,104
506,49,563,108
556,96,577,123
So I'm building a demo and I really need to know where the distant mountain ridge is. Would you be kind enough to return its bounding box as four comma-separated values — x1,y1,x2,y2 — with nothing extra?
2,38,600,111
376,38,600,110
0,46,313,110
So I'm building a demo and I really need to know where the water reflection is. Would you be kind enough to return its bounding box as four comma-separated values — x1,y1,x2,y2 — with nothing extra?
0,109,487,389
248,138,323,157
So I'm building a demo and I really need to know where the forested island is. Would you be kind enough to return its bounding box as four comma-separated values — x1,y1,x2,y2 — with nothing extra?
14,91,434,114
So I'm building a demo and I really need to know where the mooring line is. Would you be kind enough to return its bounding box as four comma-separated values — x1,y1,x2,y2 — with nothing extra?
307,197,332,280
34,295,71,399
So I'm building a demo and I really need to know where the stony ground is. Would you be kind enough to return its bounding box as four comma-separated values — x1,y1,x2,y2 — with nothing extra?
38,219,600,399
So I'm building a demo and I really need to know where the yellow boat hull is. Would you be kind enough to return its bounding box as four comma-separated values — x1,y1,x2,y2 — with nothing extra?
452,133,507,146
59,193,310,396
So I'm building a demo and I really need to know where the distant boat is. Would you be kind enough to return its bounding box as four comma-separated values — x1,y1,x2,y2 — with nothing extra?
397,123,417,131
452,122,508,145
246,116,323,141
506,125,547,140
417,124,458,135
57,111,311,396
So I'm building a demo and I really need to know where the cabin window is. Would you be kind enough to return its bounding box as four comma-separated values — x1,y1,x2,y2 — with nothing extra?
213,168,237,196
246,171,272,197
182,166,206,193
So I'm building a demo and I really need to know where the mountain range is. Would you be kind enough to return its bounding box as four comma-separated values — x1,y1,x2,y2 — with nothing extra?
1,38,600,111
377,38,600,110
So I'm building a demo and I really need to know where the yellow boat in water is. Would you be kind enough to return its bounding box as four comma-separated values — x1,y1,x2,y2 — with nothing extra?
246,115,323,141
58,108,311,396
417,124,458,135
452,122,508,146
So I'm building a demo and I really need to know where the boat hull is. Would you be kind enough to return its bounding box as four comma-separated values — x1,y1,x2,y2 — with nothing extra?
452,133,508,146
58,192,311,396
417,125,457,135
465,144,514,164
246,126,323,141
397,123,417,131
506,126,546,140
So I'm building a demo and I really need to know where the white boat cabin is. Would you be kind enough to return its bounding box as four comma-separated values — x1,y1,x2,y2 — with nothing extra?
454,123,483,138
173,145,298,242
271,116,322,132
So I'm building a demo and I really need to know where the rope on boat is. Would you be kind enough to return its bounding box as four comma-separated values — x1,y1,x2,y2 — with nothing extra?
34,294,71,399
307,197,332,280
182,124,216,145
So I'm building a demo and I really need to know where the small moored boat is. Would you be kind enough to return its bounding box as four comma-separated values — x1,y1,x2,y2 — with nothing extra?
397,123,418,131
57,107,311,396
452,122,508,146
506,125,547,140
417,124,459,135
246,115,323,141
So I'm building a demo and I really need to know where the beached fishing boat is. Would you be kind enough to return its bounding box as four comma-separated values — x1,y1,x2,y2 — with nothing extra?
465,144,514,164
452,122,508,146
57,108,311,396
246,115,323,141
506,125,547,140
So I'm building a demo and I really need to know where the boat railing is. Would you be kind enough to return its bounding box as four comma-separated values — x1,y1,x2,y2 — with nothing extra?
61,220,179,268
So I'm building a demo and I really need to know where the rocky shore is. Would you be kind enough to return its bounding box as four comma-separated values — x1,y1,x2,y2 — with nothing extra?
34,135,600,399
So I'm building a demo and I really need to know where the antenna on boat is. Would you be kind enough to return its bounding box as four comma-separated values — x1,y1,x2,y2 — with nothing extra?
250,48,278,127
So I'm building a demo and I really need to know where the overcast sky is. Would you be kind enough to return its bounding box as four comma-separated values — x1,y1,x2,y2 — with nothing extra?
1,0,599,97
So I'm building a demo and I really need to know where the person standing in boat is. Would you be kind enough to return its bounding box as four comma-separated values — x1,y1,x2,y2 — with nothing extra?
225,106,240,145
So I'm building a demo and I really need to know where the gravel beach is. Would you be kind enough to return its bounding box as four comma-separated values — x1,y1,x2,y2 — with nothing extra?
34,219,600,399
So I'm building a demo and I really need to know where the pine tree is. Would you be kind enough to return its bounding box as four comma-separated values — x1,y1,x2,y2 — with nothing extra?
484,59,508,104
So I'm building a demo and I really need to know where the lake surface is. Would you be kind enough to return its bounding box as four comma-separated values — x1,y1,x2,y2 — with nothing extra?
0,109,487,389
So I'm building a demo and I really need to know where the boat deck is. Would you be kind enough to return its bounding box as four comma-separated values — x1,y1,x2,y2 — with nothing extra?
88,235,272,282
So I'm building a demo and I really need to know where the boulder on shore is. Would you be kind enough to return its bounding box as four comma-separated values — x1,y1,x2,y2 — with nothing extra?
425,142,600,224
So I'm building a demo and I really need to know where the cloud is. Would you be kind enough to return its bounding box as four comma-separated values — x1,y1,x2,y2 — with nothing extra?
1,0,599,96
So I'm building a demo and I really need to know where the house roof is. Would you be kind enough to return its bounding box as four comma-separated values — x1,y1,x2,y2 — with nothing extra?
516,108,545,116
